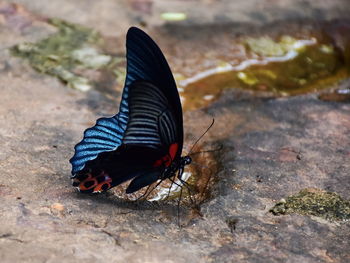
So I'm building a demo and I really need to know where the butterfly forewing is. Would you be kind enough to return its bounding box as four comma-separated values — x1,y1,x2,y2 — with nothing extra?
123,81,178,149
126,28,183,155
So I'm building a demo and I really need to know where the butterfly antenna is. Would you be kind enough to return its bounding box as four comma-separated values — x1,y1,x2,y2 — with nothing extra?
188,119,215,155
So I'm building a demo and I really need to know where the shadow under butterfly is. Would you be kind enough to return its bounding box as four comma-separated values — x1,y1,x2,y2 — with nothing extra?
70,27,214,208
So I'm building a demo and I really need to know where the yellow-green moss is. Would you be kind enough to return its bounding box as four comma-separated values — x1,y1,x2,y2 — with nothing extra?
245,35,301,57
270,188,350,222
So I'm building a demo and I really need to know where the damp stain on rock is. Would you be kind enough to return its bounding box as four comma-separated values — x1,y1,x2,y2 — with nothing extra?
319,78,350,102
11,18,125,92
111,143,219,209
270,188,350,222
179,30,350,110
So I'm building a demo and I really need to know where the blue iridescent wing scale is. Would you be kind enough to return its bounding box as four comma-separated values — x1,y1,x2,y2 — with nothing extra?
69,113,127,174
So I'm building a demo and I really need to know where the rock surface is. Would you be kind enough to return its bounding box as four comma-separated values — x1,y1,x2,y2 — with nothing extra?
0,1,349,262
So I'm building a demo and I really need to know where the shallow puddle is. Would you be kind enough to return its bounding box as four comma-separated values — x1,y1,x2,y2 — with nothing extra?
180,31,350,110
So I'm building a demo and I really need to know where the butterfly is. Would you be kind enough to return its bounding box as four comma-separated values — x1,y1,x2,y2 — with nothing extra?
70,27,192,195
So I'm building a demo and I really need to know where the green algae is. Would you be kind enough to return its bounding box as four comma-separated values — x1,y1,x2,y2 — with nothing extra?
161,12,187,21
11,18,123,91
181,35,350,110
245,35,303,57
238,42,343,94
270,188,350,222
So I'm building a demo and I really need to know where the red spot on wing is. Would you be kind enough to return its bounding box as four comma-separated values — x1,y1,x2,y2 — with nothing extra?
76,171,112,193
153,143,179,167
153,158,163,167
93,176,112,192
79,177,97,191
169,143,178,160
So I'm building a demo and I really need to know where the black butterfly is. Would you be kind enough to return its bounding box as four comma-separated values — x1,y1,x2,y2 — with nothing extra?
70,27,191,194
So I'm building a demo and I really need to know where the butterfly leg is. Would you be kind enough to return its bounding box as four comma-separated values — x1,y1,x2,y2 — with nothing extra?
135,184,153,201
166,176,184,198
136,180,163,201
177,167,195,205
179,178,195,206
177,185,183,228
164,175,176,201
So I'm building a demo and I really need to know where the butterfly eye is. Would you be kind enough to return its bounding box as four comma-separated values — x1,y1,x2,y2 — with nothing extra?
184,156,192,165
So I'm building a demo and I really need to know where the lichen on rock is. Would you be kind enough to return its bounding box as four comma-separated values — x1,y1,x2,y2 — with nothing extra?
270,188,350,221
11,18,123,91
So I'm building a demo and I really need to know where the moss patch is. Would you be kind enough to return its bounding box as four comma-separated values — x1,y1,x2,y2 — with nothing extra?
245,35,302,57
11,18,124,91
270,188,350,222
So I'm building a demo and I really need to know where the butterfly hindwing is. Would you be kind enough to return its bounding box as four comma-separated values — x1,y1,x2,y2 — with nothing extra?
73,145,164,193
70,111,128,175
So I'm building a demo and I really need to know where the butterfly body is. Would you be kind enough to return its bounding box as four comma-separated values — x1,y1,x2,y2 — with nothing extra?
70,27,190,195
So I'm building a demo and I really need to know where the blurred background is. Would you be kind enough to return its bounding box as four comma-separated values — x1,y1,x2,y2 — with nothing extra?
4,0,350,108
6,0,350,33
